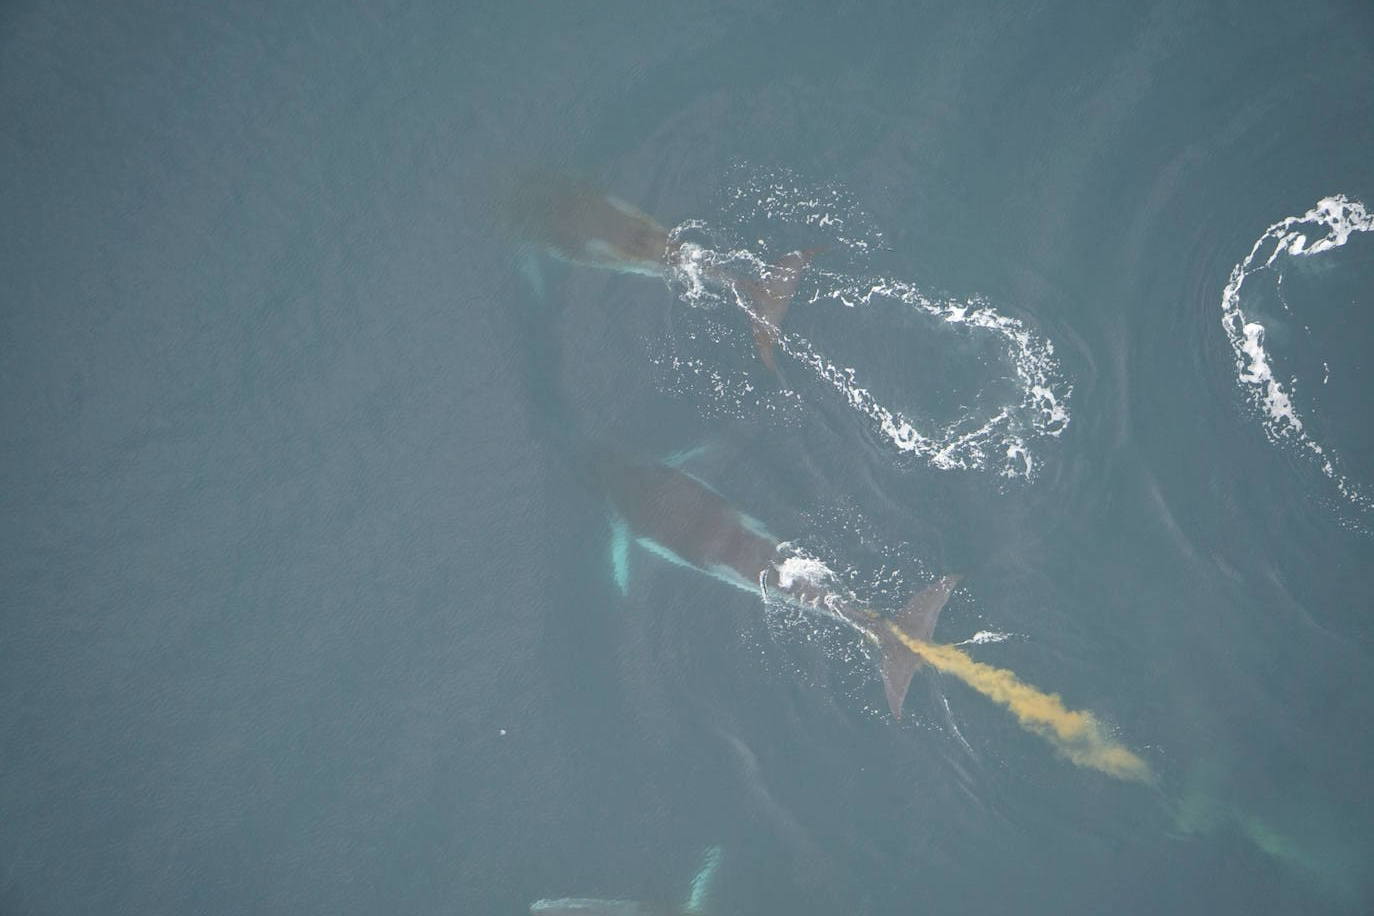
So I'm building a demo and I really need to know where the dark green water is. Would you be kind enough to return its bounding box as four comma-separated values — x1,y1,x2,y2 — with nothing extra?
3,2,1373,913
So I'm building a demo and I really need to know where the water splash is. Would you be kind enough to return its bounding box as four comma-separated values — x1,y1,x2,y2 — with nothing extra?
956,630,1016,646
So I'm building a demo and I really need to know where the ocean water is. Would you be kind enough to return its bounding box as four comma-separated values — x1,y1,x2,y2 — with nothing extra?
3,2,1374,913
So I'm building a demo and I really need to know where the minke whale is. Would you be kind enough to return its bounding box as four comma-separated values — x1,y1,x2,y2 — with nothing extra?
506,173,814,371
532,845,723,916
598,451,959,719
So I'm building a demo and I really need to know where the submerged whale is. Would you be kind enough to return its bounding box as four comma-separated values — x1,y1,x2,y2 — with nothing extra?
506,173,814,371
508,173,680,278
598,450,959,719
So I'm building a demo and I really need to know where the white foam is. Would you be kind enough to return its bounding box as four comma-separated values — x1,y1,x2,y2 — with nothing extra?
956,630,1015,646
669,244,1069,478
660,169,1071,479
774,550,836,591
1220,194,1374,510
722,165,885,258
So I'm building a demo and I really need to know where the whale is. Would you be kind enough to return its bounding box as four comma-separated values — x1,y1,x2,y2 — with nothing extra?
507,173,681,279
506,173,814,371
598,450,959,719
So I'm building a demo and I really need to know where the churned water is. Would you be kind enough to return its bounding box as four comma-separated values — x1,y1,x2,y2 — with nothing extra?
3,2,1373,913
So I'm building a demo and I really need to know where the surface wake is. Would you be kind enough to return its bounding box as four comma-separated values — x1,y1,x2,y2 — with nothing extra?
662,171,1071,479
1221,194,1374,511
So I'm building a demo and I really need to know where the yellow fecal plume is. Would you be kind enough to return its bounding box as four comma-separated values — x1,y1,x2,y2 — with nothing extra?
885,622,1154,784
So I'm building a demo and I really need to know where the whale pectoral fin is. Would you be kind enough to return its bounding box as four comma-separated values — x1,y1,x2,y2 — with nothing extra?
519,251,547,301
610,515,631,595
530,899,648,915
736,511,775,542
663,443,714,469
684,845,723,915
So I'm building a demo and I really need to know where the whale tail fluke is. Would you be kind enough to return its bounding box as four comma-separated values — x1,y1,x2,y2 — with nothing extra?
876,575,961,719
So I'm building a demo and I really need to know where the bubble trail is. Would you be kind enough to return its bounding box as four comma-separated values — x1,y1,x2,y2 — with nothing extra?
665,229,1071,480
1220,194,1374,511
885,622,1154,784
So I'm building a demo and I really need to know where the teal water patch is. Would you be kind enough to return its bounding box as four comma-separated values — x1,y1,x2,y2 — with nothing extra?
684,845,723,914
609,514,631,595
